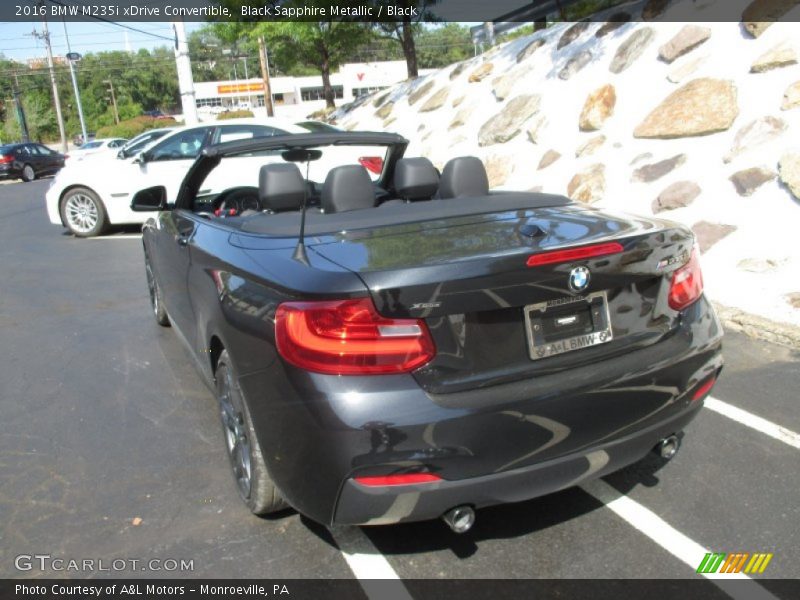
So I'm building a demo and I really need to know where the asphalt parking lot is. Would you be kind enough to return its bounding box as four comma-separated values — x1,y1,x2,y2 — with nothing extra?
1,180,798,594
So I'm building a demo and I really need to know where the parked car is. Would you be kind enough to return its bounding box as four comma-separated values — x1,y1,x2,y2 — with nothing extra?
113,128,174,160
66,137,128,162
134,132,723,531
46,119,385,237
0,142,66,182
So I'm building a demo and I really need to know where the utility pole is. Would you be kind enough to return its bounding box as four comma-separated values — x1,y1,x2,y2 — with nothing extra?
63,20,88,146
12,71,30,143
103,80,119,124
34,12,68,151
172,21,198,125
258,36,274,117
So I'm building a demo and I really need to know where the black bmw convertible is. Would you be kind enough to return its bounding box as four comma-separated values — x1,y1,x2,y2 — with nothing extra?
134,131,722,531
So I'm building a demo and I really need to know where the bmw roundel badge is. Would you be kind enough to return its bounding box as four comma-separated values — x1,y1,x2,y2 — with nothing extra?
568,266,591,293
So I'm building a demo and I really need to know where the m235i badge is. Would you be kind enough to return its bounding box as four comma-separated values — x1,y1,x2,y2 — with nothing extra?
657,250,690,271
410,302,441,310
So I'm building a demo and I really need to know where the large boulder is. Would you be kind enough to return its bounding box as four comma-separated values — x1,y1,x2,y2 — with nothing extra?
449,105,475,130
468,62,494,83
558,20,591,50
374,101,394,120
631,154,686,183
609,27,655,74
751,41,798,73
579,84,616,131
567,164,606,203
576,135,606,158
526,114,548,144
658,25,711,63
742,0,798,37
538,150,561,170
729,167,776,196
779,152,800,200
493,66,532,101
692,221,737,253
652,181,701,213
408,80,435,106
485,156,513,187
667,54,707,84
559,50,593,80
723,116,787,163
449,62,468,80
478,94,542,146
517,38,545,63
419,87,449,112
634,78,738,139
781,81,800,110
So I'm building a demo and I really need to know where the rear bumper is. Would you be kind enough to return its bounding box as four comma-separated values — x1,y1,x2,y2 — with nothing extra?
335,402,701,525
238,296,723,526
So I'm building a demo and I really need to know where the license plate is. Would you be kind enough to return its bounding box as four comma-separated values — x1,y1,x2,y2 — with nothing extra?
524,291,613,361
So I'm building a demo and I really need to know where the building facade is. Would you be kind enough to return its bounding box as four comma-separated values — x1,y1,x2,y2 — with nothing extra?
193,60,432,117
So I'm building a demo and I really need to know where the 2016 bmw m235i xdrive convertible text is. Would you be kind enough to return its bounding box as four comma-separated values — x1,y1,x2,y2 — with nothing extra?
135,132,722,532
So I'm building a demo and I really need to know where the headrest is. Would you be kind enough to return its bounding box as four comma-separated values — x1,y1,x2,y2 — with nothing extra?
259,163,305,213
393,157,440,201
321,165,376,213
439,156,490,199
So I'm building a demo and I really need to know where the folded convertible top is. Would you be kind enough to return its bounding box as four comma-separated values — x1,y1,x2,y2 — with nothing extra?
238,192,573,237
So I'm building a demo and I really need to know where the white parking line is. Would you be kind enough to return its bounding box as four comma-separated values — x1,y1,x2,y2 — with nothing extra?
705,396,800,450
581,479,778,600
332,526,412,600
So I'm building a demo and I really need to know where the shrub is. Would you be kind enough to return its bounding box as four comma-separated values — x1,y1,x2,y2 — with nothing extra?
217,110,255,120
96,116,178,139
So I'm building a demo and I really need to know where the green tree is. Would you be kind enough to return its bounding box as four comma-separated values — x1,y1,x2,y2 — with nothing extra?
372,1,438,79
415,23,472,69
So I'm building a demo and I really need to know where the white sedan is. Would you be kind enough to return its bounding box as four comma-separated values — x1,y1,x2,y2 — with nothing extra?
67,138,128,162
46,118,383,237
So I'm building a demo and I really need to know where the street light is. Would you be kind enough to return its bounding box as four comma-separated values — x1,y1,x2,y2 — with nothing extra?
62,20,88,146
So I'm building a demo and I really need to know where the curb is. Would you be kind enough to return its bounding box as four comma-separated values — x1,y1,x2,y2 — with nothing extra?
712,301,800,350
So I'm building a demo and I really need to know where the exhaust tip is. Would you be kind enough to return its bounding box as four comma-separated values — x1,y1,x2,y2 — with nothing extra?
657,435,680,459
442,505,475,534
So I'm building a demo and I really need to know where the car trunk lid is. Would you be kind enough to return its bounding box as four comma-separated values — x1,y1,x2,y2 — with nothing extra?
309,204,694,394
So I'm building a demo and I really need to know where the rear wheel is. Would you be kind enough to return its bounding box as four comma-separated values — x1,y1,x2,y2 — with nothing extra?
144,254,170,326
216,350,287,515
60,187,108,237
21,164,35,182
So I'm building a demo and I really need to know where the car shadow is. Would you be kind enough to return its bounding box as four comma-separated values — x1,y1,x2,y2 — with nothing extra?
300,449,672,559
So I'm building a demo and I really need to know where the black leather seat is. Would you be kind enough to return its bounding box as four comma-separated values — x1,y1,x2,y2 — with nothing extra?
259,163,306,213
393,157,440,202
321,165,376,213
438,156,490,199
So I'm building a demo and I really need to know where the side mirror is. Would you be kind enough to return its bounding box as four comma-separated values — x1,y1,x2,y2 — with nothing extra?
133,151,148,164
131,186,169,212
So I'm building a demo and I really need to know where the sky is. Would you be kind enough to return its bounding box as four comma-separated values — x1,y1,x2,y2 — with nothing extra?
0,21,203,62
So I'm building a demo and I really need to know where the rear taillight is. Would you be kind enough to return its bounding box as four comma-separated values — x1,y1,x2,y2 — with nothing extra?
668,248,704,311
354,473,442,487
526,242,624,267
358,156,384,175
0,155,11,165
275,297,435,375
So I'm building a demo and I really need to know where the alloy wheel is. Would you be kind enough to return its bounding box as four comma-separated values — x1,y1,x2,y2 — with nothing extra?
218,369,252,499
64,193,99,234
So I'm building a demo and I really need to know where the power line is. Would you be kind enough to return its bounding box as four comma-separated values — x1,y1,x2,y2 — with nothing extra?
43,0,175,42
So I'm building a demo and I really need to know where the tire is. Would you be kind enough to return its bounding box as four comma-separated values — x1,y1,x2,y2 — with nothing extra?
216,349,287,515
21,164,35,182
144,254,170,327
60,187,108,237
